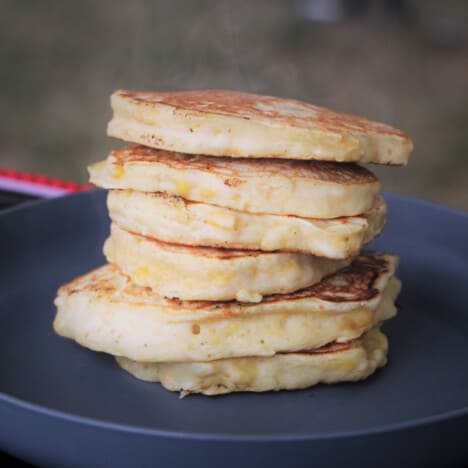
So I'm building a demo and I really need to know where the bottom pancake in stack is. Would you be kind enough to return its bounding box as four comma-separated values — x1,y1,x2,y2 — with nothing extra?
116,328,387,396
54,252,400,396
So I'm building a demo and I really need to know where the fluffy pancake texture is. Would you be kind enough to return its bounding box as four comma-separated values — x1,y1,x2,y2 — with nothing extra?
103,223,351,301
53,252,400,362
89,145,380,218
107,190,386,258
108,89,413,165
116,327,388,396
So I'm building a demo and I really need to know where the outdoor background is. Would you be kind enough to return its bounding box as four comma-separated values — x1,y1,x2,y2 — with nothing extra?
1,0,467,210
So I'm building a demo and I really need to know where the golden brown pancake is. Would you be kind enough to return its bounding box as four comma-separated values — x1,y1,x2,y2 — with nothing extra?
103,222,352,301
107,89,413,164
53,252,400,362
89,145,380,218
107,190,386,258
116,327,388,396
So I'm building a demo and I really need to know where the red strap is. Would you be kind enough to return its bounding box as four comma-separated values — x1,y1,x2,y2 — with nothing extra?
0,168,92,193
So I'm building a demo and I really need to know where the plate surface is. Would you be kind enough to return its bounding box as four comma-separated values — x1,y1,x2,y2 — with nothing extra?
0,190,467,468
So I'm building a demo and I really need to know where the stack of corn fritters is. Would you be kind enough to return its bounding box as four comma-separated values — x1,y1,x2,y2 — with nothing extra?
54,90,412,396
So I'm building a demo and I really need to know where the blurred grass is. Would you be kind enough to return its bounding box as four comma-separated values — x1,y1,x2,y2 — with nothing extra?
0,0,467,210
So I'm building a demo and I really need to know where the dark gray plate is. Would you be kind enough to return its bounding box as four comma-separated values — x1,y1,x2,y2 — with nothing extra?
0,190,467,468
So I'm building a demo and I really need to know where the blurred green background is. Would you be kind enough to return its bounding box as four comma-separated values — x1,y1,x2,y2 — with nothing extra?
1,0,467,210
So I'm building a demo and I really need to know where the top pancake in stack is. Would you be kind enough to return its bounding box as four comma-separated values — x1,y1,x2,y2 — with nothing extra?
89,90,412,302
107,89,413,164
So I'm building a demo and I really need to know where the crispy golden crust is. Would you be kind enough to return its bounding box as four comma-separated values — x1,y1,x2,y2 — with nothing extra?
125,229,262,259
109,89,413,165
89,145,381,218
111,145,377,185
117,90,405,136
262,252,392,304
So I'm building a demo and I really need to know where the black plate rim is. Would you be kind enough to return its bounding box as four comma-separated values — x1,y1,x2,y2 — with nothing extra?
0,191,467,443
1,391,467,442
